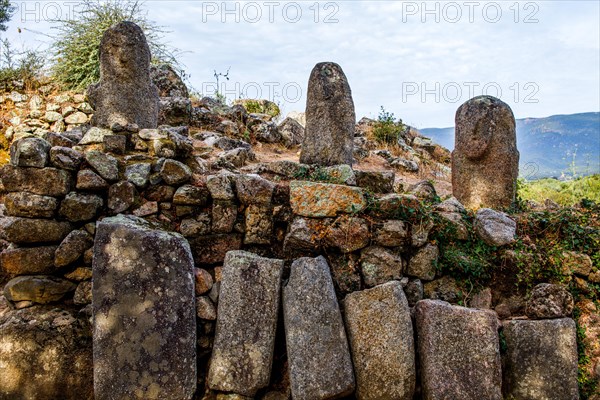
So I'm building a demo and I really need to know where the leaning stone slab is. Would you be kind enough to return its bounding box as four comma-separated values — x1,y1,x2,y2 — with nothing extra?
283,256,355,399
300,62,355,166
207,251,284,396
289,180,366,217
93,215,196,400
0,165,72,196
503,318,579,400
415,300,502,400
344,281,415,400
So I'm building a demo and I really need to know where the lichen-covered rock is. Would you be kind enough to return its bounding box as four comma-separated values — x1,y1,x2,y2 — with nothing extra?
85,150,119,182
125,163,152,188
0,245,58,275
326,251,362,294
283,217,323,253
415,300,502,400
208,251,284,396
324,216,370,253
252,121,281,143
55,229,94,268
158,97,192,126
10,137,51,168
150,63,189,98
244,204,273,245
93,215,196,400
196,296,217,320
452,96,519,209
355,170,395,193
235,174,275,205
0,306,93,399
87,22,159,129
344,282,415,400
289,181,366,217
4,192,58,218
189,234,243,265
0,217,72,244
278,117,305,147
503,318,579,400
373,219,409,247
173,185,209,206
360,246,404,288
50,146,83,171
562,251,593,277
4,275,76,304
206,174,235,201
300,62,355,166
76,169,109,191
73,281,92,305
0,165,72,196
407,243,439,281
283,256,355,399
423,276,462,303
474,208,516,246
78,127,112,145
59,192,104,222
107,181,137,214
525,283,574,319
160,159,191,185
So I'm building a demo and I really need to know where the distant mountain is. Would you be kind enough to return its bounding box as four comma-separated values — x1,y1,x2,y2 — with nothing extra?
419,112,600,180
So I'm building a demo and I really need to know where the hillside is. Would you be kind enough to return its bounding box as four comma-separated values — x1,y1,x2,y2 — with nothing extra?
420,112,600,179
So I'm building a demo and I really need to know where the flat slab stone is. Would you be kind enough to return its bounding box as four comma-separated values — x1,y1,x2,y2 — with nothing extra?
208,251,284,396
0,165,72,196
344,281,415,400
415,300,502,400
503,318,579,400
92,215,196,400
289,180,366,217
283,256,355,399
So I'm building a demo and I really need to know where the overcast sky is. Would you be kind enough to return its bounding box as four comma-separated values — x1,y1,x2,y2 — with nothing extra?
5,0,600,128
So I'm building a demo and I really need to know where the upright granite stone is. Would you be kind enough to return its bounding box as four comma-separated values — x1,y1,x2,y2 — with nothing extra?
415,300,502,400
87,21,159,129
503,318,579,400
300,62,355,166
344,282,416,400
283,256,355,399
452,96,519,209
92,215,196,400
207,251,284,396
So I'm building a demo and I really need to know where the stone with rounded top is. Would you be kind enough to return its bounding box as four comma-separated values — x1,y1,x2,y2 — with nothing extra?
300,62,355,166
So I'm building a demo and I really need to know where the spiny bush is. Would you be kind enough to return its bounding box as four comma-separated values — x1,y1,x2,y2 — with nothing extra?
50,0,182,90
372,106,406,144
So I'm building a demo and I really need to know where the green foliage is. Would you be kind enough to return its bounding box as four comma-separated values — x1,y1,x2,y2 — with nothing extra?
0,0,15,31
50,0,182,90
519,175,600,206
573,307,599,399
0,38,45,90
372,106,405,144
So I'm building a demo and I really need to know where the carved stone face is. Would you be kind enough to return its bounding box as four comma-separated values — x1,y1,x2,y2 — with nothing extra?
312,62,350,101
99,21,151,81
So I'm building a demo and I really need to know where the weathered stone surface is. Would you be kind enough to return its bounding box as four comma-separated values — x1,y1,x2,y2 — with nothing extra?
407,243,439,281
73,281,92,305
88,22,159,129
360,246,404,287
194,268,213,295
423,276,462,303
55,229,94,267
278,117,305,147
4,192,58,218
525,283,574,319
160,159,191,185
108,181,137,213
235,174,275,205
65,111,88,125
93,215,196,400
290,181,366,217
189,234,243,265
244,204,273,245
405,279,424,306
371,194,419,219
373,219,409,247
59,192,104,222
125,163,151,188
150,63,189,98
212,201,237,234
76,169,109,190
173,185,209,206
196,296,217,320
283,217,323,253
10,137,51,168
324,215,370,253
415,300,502,400
326,251,362,294
355,170,395,193
4,276,76,303
344,282,415,400
0,245,58,275
79,127,112,145
85,150,119,182
50,146,83,170
503,318,579,400
158,97,192,126
562,251,593,277
0,306,93,399
0,217,72,244
452,96,519,209
283,256,355,399
474,208,516,246
206,174,235,201
208,251,284,396
0,165,72,196
300,62,355,166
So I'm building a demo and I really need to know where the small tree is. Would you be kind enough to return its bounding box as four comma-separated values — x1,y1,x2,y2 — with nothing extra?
0,0,15,32
372,106,406,144
50,0,182,90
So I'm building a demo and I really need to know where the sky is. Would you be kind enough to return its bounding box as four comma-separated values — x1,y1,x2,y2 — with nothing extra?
4,0,600,128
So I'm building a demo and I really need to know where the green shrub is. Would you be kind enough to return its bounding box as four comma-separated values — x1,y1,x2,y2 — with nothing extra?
50,0,182,90
372,106,405,144
519,175,600,206
0,38,45,90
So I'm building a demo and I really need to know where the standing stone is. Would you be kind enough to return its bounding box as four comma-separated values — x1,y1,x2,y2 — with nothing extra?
300,62,355,166
415,300,502,400
207,251,284,396
87,22,159,129
503,318,579,400
344,282,415,400
93,215,196,400
452,96,519,209
283,256,355,399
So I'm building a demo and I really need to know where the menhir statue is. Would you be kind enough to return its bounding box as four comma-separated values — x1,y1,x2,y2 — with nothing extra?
88,21,159,129
452,95,519,209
